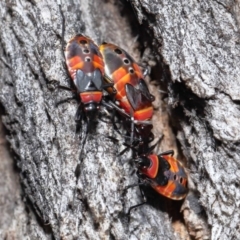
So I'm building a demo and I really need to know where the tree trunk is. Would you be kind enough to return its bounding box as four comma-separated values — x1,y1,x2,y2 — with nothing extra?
0,0,238,239
130,0,240,240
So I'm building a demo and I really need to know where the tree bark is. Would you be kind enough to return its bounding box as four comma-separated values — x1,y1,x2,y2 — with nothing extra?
0,0,180,239
130,0,240,240
1,0,238,239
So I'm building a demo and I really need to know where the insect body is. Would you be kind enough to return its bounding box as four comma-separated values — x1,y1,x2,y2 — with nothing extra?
135,150,188,200
99,43,154,147
65,34,107,128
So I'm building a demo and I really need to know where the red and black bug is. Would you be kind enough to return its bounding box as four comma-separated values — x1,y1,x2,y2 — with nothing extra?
99,42,155,149
135,150,188,200
123,149,187,216
99,42,188,199
117,142,189,215
65,34,112,130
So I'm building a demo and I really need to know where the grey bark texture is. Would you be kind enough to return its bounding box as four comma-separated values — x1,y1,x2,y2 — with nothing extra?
131,0,240,240
0,0,238,240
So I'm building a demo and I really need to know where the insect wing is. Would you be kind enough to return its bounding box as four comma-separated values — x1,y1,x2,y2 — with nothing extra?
139,79,155,102
92,68,104,90
125,83,152,111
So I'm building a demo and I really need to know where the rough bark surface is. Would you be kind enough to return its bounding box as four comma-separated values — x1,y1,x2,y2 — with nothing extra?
130,0,240,240
1,0,238,239
0,0,186,240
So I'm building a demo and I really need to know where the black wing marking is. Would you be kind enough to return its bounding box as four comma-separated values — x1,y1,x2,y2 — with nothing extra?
125,83,152,111
154,156,171,186
75,69,103,92
139,79,155,102
92,69,103,90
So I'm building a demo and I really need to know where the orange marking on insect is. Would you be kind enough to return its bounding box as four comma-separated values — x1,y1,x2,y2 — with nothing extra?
153,180,180,199
92,55,104,74
133,107,153,121
164,155,179,172
141,154,159,178
115,78,132,99
68,56,84,69
80,92,103,104
112,67,129,84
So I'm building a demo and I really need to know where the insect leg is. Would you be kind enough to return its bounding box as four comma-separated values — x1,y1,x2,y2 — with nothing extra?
56,96,78,107
159,150,174,156
58,85,76,92
126,179,148,217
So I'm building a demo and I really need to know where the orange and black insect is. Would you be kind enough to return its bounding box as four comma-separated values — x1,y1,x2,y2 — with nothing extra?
135,150,188,200
122,146,188,214
65,34,112,130
99,43,154,148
